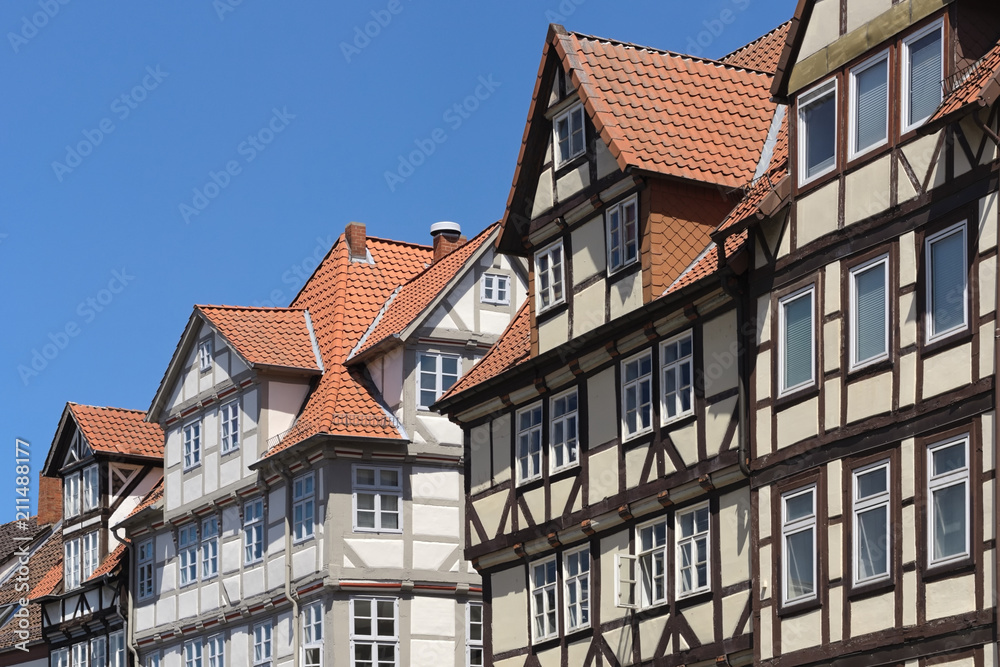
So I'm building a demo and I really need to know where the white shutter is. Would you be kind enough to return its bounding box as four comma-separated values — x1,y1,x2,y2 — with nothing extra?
615,554,637,609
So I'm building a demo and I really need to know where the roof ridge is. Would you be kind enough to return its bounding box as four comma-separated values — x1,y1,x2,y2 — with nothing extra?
69,403,146,415
196,304,307,312
721,19,792,62
365,235,434,251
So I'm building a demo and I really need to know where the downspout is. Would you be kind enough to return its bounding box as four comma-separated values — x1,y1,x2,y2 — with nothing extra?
277,469,299,667
982,119,1000,621
716,240,752,478
112,524,139,667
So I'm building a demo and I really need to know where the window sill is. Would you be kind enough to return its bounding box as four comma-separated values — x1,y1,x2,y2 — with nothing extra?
536,300,568,323
607,260,640,280
553,153,587,176
661,411,696,431
352,528,403,536
774,383,819,411
846,356,892,380
674,588,713,609
777,596,821,618
847,575,894,600
924,326,972,355
516,476,544,490
221,447,240,457
924,555,975,581
622,428,654,446
549,462,581,478
293,534,316,546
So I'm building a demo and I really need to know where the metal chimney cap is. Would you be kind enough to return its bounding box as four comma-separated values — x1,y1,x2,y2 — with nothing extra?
430,221,462,237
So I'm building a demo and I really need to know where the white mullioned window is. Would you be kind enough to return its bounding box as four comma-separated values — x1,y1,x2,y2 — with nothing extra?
90,636,106,667
137,539,155,600
184,640,203,667
481,273,510,305
467,602,484,667
417,352,461,409
52,648,69,667
661,332,694,424
607,195,639,272
554,103,586,166
926,221,968,342
564,545,590,632
183,421,202,470
72,642,89,667
798,78,838,184
303,601,323,667
198,339,213,372
353,466,402,532
622,350,653,440
82,531,99,580
530,557,558,641
201,517,219,579
109,632,124,667
849,51,889,159
64,471,81,518
928,437,970,566
516,403,544,484
637,517,668,608
293,473,316,542
550,390,579,472
253,622,272,667
64,537,80,590
853,460,891,585
178,524,198,586
676,503,710,598
244,498,265,564
220,401,240,453
144,653,160,667
782,486,817,605
350,598,398,667
850,255,890,369
902,19,944,133
779,286,815,395
535,239,565,312
82,464,100,512
206,637,224,667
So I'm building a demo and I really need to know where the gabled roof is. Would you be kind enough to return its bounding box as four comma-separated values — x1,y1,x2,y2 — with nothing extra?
44,404,164,475
722,20,792,73
197,306,323,373
350,223,500,360
439,301,531,401
927,40,1000,128
0,517,44,563
770,0,815,99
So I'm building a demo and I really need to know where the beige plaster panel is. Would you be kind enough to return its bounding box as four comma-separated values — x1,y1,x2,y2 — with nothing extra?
850,590,894,637
845,154,892,226
781,608,822,653
571,216,607,283
719,488,751,588
573,280,607,337
588,446,619,504
846,372,893,423
796,180,840,248
588,367,617,447
922,343,972,399
537,308,569,355
926,573,976,620
490,566,528,652
776,397,819,449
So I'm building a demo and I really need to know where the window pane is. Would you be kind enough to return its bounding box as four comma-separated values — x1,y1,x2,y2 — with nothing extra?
854,263,886,363
933,483,967,560
930,231,966,336
785,492,813,522
855,59,888,152
785,529,815,599
783,293,813,390
909,30,942,126
857,505,888,579
804,90,836,178
857,467,887,498
933,443,966,476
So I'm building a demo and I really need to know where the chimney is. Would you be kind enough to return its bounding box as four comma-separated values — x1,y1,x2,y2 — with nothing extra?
431,222,466,263
345,222,367,261
38,474,63,525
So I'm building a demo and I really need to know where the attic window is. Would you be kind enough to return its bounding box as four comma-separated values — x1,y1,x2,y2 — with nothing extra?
902,20,944,133
798,79,837,184
554,104,586,167
198,339,213,372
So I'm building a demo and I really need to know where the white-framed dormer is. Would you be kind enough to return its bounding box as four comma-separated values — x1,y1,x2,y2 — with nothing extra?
480,272,511,306
553,103,586,168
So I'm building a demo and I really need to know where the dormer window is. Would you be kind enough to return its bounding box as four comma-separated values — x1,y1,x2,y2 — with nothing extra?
481,273,510,306
798,79,837,184
82,464,99,512
535,239,565,313
198,339,213,372
607,196,639,273
902,20,944,134
64,472,81,518
554,104,585,167
849,52,889,159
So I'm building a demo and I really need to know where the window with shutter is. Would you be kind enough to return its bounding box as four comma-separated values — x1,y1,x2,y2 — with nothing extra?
615,554,637,609
779,287,815,395
850,256,889,369
903,21,943,132
798,80,837,183
926,222,968,342
850,52,889,158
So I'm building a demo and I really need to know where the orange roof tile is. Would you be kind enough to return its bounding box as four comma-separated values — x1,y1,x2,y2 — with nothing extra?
69,404,164,459
930,40,1000,123
717,109,789,236
721,21,791,73
665,229,749,295
197,306,322,372
29,562,62,601
88,542,127,581
124,477,163,521
439,301,531,401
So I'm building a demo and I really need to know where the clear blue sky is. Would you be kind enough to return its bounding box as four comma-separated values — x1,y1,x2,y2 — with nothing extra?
0,0,791,520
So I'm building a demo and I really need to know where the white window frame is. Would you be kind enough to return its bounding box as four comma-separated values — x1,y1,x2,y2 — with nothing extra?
352,465,403,533
778,286,816,396
797,78,839,185
781,485,818,606
636,516,668,609
417,352,462,410
293,472,316,543
349,597,399,667
660,331,695,425
201,516,219,580
480,273,511,306
516,402,544,484
178,523,198,586
606,195,640,273
848,50,890,160
72,642,89,667
529,556,559,642
82,464,100,512
927,436,971,567
90,636,106,667
206,636,224,667
64,471,81,518
220,401,240,453
621,350,654,441
244,498,265,564
615,552,637,609
144,653,160,667
183,420,202,471
563,545,591,632
466,602,484,667
925,221,969,343
109,631,124,667
137,538,155,600
64,537,80,590
81,530,99,581
302,600,323,667
549,390,579,474
198,339,213,372
675,502,711,599
534,239,566,313
253,621,272,667
184,640,203,667
852,459,891,586
553,103,586,167
849,255,890,370
901,19,945,134
53,648,69,667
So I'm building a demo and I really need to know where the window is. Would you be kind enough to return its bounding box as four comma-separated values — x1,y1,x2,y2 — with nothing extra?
902,20,944,133
607,196,639,272
928,437,970,566
550,391,579,473
661,332,694,424
554,103,585,166
109,632,124,667
350,598,398,667
622,351,653,439
293,473,316,542
201,517,219,579
184,640,203,667
64,472,80,518
53,648,69,667
220,401,240,453
850,256,889,369
82,531,99,580
564,546,590,632
91,637,106,667
64,537,80,590
676,503,710,598
853,461,890,585
535,240,565,312
303,602,323,667
467,602,484,667
779,287,815,395
206,637,224,667
798,79,838,183
637,518,667,608
72,642,89,667
179,524,198,586
849,52,889,158
144,653,160,667
244,499,264,564
353,466,402,532
530,557,558,641
199,339,213,372
137,539,155,600
926,222,968,342
481,273,510,305
253,622,272,667
516,403,543,483
417,353,461,409
82,464,100,512
782,486,817,605
183,421,202,470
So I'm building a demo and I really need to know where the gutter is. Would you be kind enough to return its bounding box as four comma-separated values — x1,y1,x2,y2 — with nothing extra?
277,470,299,667
716,243,752,478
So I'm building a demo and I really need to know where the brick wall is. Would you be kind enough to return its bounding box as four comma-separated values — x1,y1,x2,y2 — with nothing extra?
37,474,62,525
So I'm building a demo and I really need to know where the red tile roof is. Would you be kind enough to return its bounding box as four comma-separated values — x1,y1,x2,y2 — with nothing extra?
930,40,1000,124
666,229,749,295
717,109,789,236
124,477,163,521
722,21,792,73
88,542,127,581
197,306,322,373
352,223,500,358
441,302,531,401
69,404,164,459
29,562,62,601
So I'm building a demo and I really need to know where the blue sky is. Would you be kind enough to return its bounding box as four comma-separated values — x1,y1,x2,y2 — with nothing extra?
0,0,790,520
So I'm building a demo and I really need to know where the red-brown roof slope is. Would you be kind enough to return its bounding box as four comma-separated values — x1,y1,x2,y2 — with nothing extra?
441,301,531,401
0,529,61,647
352,224,500,358
69,404,164,459
929,40,1000,124
722,21,792,73
88,542,127,581
197,306,322,372
124,478,164,521
717,110,790,236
